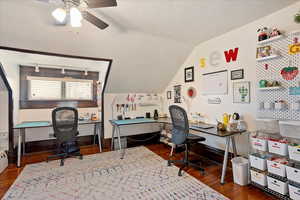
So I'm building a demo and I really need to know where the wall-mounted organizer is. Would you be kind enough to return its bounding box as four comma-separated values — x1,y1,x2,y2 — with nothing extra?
257,30,300,120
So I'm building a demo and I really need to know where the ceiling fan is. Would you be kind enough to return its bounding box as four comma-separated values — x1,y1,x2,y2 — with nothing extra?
38,0,117,29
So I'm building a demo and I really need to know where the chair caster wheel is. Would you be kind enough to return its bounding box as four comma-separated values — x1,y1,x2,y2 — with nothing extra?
60,160,64,166
167,160,171,166
200,170,205,176
178,171,182,176
80,155,83,160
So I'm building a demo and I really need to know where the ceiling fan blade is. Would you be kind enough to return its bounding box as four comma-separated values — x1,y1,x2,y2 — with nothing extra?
82,11,109,29
86,0,117,8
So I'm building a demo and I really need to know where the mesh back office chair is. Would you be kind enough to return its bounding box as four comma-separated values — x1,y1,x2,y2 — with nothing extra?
47,107,83,166
167,105,205,176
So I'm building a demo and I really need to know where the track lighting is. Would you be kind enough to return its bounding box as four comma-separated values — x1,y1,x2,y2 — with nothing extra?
61,68,65,74
84,70,88,76
35,65,39,73
52,8,67,23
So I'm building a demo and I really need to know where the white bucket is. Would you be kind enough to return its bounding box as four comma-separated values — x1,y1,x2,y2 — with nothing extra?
231,157,249,186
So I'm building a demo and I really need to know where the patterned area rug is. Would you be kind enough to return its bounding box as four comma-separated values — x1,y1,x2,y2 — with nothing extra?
3,147,228,200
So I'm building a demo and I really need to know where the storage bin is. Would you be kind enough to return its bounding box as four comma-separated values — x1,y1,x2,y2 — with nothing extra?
251,137,268,151
267,158,287,177
267,176,288,195
286,164,300,184
264,102,274,110
289,184,300,200
256,118,280,134
268,140,288,156
250,170,267,186
249,153,270,171
289,145,300,162
279,121,300,140
275,102,287,110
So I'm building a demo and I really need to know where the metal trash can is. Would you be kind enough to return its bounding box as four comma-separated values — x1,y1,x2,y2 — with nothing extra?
231,157,249,186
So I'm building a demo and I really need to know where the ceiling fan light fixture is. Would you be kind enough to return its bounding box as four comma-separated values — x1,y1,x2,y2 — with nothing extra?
70,7,83,27
52,8,67,23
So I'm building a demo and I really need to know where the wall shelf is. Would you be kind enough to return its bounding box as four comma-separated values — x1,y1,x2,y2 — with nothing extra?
258,87,283,91
256,55,280,62
257,35,284,45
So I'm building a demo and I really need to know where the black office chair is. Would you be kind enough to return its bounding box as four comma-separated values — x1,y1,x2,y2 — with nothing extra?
47,107,83,166
167,105,205,176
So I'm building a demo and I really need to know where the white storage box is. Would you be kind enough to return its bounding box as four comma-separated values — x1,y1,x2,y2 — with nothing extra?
267,159,287,177
291,103,300,111
264,102,274,110
289,145,300,162
268,140,288,156
289,184,300,200
267,176,288,195
251,137,268,151
279,121,300,139
256,118,280,134
286,164,300,184
249,153,271,171
250,170,267,186
0,151,8,174
275,102,287,110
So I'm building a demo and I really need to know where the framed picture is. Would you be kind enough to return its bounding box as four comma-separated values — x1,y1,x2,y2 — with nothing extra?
256,46,271,58
167,91,172,99
184,66,194,82
174,85,181,103
231,69,244,80
233,81,250,103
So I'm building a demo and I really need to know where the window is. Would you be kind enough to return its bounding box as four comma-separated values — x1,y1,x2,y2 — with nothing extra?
20,66,99,109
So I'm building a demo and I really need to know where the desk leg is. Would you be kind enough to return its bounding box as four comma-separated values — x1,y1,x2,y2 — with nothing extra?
93,123,97,145
221,137,230,184
17,130,22,168
97,123,102,152
116,126,124,159
21,129,26,154
231,136,238,157
111,125,115,150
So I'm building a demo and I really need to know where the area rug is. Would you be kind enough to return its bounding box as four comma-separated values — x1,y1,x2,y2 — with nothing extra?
3,147,228,200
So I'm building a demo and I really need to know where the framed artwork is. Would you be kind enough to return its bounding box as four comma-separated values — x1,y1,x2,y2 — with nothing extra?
184,66,194,82
233,81,250,103
167,91,172,99
174,85,181,103
256,46,271,58
231,69,244,80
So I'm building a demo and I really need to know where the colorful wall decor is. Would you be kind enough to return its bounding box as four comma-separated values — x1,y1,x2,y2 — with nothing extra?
231,69,244,80
199,58,206,68
256,46,271,58
209,51,221,67
187,87,197,98
288,37,300,55
224,47,239,63
174,85,181,103
281,66,299,80
233,81,250,103
184,66,194,82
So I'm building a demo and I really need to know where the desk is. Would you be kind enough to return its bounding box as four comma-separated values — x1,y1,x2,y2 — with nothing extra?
14,120,102,167
109,117,247,184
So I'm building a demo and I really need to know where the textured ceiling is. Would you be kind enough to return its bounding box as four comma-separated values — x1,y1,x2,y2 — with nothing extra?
0,0,298,93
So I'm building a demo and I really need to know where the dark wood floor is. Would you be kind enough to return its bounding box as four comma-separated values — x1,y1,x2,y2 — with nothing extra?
0,143,276,200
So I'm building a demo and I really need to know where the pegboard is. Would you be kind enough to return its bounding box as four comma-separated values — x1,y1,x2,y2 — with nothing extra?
257,30,300,120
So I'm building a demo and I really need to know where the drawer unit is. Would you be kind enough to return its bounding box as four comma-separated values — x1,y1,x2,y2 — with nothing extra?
249,153,270,171
286,165,300,184
251,137,268,151
250,170,267,187
268,140,288,156
267,159,287,177
289,184,300,200
267,176,288,195
289,145,300,162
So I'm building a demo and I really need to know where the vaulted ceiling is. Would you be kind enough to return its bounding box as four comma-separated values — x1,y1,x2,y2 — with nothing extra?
0,0,298,93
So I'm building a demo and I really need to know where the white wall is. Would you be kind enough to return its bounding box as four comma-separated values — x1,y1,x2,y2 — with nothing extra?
162,2,300,155
104,93,163,139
